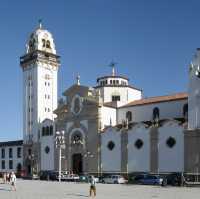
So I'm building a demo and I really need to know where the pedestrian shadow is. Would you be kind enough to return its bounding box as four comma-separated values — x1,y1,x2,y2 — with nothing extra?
66,193,89,197
0,187,11,192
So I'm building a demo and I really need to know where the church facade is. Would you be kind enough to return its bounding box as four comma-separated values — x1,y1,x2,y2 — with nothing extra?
0,24,200,176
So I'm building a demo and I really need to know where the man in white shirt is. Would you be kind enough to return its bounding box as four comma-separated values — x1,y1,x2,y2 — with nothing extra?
10,172,17,191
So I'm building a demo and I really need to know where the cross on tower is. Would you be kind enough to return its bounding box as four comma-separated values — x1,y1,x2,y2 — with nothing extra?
109,61,117,76
76,74,80,85
38,19,43,29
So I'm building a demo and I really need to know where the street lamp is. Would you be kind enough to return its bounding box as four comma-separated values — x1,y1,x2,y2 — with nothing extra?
55,131,65,182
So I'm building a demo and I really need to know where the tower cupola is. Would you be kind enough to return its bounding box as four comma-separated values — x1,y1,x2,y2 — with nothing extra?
26,21,56,55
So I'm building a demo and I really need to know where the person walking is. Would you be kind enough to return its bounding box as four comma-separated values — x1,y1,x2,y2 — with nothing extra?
6,172,10,183
3,172,7,184
10,172,17,191
89,175,96,197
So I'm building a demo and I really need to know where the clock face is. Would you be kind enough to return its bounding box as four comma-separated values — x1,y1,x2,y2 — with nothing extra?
71,94,82,115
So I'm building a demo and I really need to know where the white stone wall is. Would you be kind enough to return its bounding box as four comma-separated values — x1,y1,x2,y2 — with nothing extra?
0,145,23,172
158,121,184,172
101,128,121,173
97,86,142,105
128,124,150,172
118,99,187,124
188,50,200,129
100,106,117,128
40,119,55,171
23,63,58,143
40,136,55,171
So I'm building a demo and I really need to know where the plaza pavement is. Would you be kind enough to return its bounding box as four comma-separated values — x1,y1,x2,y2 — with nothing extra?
0,179,200,199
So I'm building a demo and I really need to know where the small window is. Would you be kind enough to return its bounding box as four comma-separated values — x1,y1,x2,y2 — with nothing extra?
42,127,45,136
183,104,188,119
17,147,22,158
135,139,143,149
45,146,50,154
112,95,120,101
28,148,32,156
105,80,108,85
50,125,53,135
116,80,119,84
110,80,112,84
46,126,50,135
166,137,176,148
126,111,132,122
9,160,13,169
9,148,13,158
1,148,5,159
1,160,5,170
42,39,46,47
153,107,160,121
72,133,82,144
46,40,51,49
107,141,115,151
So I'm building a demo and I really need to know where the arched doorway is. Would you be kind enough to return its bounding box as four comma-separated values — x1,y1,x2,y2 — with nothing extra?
27,164,31,175
72,153,83,174
16,163,22,175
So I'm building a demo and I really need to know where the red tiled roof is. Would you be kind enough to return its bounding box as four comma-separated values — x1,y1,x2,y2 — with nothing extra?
103,101,118,108
121,92,188,108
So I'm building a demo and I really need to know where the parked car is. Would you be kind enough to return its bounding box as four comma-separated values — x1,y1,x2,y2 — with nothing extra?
88,175,99,183
164,173,182,186
137,174,164,185
61,174,80,182
39,171,58,181
79,175,99,183
102,175,127,184
131,174,147,184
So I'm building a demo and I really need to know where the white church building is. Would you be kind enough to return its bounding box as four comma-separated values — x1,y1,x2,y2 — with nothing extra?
0,23,200,176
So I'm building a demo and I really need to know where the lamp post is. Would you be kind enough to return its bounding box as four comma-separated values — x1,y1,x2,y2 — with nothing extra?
55,131,65,182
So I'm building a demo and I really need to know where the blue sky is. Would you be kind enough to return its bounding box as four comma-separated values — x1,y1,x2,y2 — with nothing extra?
0,0,199,140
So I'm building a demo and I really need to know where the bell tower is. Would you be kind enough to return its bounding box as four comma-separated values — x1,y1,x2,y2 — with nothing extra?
188,48,200,129
20,22,60,144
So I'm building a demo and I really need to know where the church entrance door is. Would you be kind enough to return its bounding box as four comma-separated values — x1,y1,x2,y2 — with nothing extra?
72,153,83,174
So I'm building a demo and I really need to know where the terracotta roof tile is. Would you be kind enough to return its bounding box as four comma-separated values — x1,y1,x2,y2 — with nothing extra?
103,101,118,108
121,92,188,108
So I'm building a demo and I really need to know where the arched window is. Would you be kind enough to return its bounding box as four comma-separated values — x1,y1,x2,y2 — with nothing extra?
16,163,22,174
50,125,53,135
183,103,188,119
72,132,83,145
42,39,46,47
42,127,45,136
46,126,50,136
153,107,160,121
46,40,51,49
126,111,132,122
